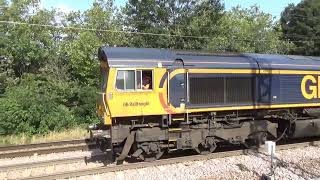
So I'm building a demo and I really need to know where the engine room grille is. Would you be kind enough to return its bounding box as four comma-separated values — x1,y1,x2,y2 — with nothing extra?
189,76,254,105
189,77,224,104
226,77,253,103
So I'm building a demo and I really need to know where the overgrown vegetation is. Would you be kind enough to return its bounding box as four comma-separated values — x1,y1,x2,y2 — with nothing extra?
280,0,320,56
0,127,88,145
0,0,318,137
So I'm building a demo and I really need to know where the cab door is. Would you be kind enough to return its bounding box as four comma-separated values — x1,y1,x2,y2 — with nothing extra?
168,59,186,109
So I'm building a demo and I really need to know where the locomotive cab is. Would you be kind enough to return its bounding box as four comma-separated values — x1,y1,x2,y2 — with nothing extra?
89,47,170,153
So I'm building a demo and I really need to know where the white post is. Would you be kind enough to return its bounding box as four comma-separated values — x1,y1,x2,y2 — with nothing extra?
265,141,276,179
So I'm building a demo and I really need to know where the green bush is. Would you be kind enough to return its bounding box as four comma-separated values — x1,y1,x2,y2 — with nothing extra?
0,74,98,136
71,86,99,125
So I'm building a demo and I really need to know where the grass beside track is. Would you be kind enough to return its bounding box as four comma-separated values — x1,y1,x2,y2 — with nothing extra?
0,128,88,145
0,139,96,159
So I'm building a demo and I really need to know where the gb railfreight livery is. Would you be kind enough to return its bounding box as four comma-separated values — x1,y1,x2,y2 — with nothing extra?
89,47,320,161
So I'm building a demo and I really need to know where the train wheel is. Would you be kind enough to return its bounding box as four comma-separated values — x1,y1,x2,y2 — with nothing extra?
132,142,164,162
138,150,164,162
195,137,217,155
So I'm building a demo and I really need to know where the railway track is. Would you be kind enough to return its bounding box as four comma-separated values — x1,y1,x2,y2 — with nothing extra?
13,139,320,180
0,153,106,172
0,156,86,171
0,139,96,159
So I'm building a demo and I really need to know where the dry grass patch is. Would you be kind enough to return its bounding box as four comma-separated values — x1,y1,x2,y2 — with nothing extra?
0,127,88,145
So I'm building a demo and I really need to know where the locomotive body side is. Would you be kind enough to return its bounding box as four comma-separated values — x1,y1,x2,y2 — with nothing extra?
91,47,320,161
166,53,320,114
168,68,320,113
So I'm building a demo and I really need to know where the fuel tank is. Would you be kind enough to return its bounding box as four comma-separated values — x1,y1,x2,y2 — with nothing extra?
289,119,320,138
304,108,320,117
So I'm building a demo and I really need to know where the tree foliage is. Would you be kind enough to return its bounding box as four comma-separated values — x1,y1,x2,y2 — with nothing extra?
208,7,294,53
122,0,224,49
0,0,311,136
1,0,57,77
281,0,320,55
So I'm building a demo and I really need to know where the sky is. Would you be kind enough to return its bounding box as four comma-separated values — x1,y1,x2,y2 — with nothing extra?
41,0,301,19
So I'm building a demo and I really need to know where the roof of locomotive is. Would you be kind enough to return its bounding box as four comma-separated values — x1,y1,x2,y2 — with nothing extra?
98,46,320,70
245,54,320,70
98,46,175,68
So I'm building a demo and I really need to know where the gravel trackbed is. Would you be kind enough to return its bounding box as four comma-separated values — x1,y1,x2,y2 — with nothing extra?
72,146,320,180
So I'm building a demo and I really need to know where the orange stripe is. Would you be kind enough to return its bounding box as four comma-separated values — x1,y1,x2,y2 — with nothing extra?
159,92,175,114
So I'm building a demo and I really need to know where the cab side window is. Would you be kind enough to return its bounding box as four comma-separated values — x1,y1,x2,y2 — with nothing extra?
116,70,153,91
136,70,153,90
136,70,142,89
116,70,135,90
142,70,153,90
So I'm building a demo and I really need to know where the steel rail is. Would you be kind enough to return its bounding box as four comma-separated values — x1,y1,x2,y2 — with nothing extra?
0,139,90,152
0,156,86,171
16,140,320,180
0,153,106,171
0,139,96,159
